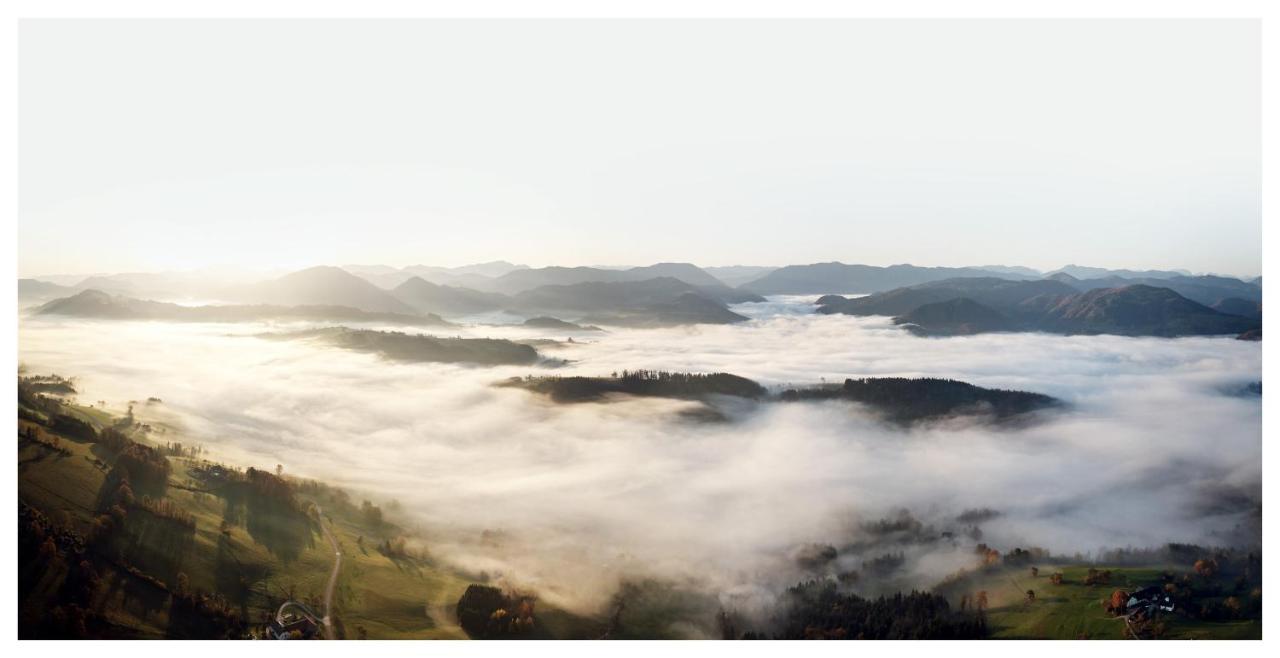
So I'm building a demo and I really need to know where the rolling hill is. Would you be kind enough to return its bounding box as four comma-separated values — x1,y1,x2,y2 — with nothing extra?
262,327,540,365
1033,285,1258,337
231,266,416,313
391,276,510,315
818,278,1076,319
893,298,1018,336
1211,297,1262,321
1065,274,1260,307
485,262,761,303
817,278,1257,337
511,278,750,326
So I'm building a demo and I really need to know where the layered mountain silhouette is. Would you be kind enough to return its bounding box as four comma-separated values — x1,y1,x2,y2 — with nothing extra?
819,277,1258,337
1211,297,1262,322
34,289,450,326
18,278,77,303
511,278,749,326
229,266,416,313
739,262,1036,295
703,265,778,288
484,262,762,304
1062,274,1260,307
392,274,751,325
23,261,1261,334
29,266,751,327
392,277,510,316
821,278,1077,317
1044,264,1191,280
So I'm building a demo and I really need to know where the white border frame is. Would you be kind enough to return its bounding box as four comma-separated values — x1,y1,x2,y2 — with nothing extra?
4,2,1273,656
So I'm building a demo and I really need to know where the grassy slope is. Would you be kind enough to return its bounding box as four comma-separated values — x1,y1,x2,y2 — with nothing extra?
19,407,476,638
939,565,1260,640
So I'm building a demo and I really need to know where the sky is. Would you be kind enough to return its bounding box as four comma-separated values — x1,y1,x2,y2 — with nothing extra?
19,19,1261,278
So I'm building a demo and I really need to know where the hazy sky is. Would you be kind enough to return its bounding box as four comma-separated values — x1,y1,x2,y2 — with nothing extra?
20,19,1260,278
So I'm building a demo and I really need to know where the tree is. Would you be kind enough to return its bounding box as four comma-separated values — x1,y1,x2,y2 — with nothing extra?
38,536,58,562
975,591,988,611
1193,558,1218,578
1084,568,1112,586
1106,590,1129,615
361,500,383,527
1030,566,1039,577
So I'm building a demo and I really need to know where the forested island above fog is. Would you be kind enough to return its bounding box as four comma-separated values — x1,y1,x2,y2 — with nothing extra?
500,370,1064,426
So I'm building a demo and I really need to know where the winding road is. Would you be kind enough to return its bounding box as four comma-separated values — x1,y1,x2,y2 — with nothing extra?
311,503,341,640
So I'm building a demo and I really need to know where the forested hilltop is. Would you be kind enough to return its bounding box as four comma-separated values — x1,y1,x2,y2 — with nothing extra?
499,370,766,403
780,377,1063,425
503,371,1063,426
259,327,541,366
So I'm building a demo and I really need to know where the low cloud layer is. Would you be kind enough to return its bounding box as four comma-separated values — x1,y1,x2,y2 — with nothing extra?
18,296,1262,620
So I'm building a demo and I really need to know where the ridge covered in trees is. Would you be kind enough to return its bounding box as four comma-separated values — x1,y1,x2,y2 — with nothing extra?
755,580,987,640
780,377,1063,425
500,369,767,402
262,327,541,366
502,371,1062,425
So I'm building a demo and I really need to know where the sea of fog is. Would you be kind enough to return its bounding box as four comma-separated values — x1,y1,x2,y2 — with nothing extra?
17,295,1262,620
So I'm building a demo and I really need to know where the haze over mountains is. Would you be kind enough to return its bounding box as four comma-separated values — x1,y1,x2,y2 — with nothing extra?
21,260,1261,338
818,277,1259,338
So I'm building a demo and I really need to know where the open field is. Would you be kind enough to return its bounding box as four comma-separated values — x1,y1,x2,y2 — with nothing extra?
937,564,1261,640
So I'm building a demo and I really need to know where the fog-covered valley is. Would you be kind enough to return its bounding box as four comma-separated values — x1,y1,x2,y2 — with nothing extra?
17,294,1262,628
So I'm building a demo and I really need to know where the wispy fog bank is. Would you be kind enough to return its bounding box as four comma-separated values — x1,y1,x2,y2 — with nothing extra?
18,297,1261,619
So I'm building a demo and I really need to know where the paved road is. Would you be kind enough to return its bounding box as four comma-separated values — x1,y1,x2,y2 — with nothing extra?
310,503,342,640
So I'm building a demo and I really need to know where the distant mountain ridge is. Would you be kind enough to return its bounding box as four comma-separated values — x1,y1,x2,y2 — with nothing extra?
1045,264,1192,280
390,274,751,326
18,278,77,303
29,267,752,328
1061,274,1260,307
33,289,451,326
392,277,511,316
739,262,1038,295
511,278,750,326
484,262,761,302
229,266,416,314
818,277,1258,337
22,261,1260,333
